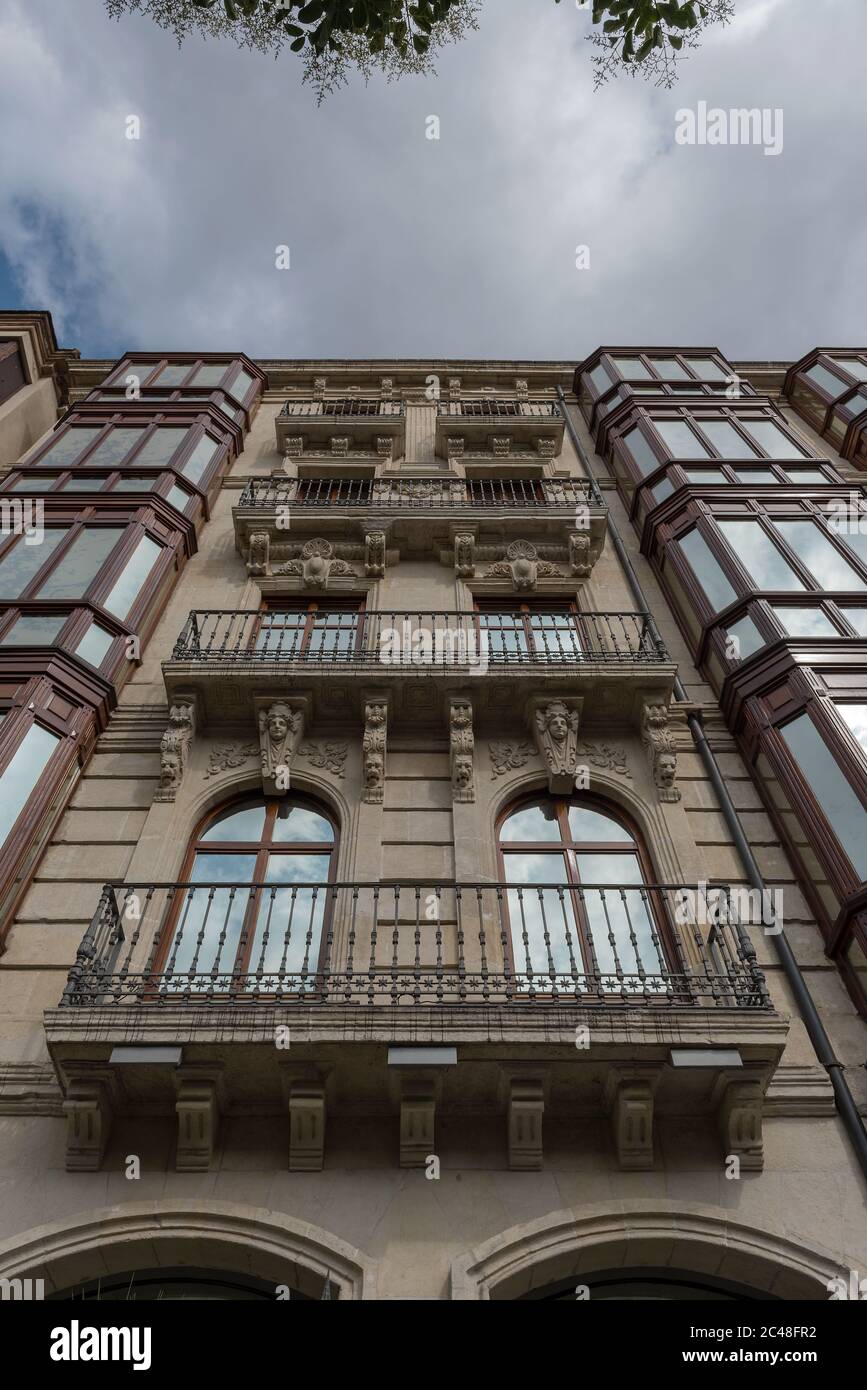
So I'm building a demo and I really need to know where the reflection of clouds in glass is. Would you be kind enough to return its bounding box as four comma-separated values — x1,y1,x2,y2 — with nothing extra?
500,802,560,842
201,800,267,842
272,806,333,843
838,703,867,754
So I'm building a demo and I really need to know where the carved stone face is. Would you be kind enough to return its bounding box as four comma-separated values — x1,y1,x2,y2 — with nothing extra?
160,752,181,786
658,752,677,786
365,753,384,785
454,757,473,789
452,705,471,729
268,712,288,742
367,705,386,728
548,712,569,743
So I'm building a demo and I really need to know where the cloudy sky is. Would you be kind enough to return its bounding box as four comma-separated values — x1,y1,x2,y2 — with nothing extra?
0,0,863,363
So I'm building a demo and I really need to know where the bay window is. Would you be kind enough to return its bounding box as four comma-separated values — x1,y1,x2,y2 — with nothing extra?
780,714,867,879
0,722,60,854
716,521,804,590
102,534,164,620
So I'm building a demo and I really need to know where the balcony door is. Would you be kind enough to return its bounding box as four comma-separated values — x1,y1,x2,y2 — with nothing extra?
156,795,337,994
497,794,673,994
254,600,363,662
476,601,584,663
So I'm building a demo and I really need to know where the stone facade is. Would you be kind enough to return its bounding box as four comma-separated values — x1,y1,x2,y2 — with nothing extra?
0,340,865,1302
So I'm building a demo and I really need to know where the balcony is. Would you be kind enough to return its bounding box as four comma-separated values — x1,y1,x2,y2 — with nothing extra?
162,608,677,732
435,398,564,466
45,879,785,1172
232,474,607,568
275,397,406,462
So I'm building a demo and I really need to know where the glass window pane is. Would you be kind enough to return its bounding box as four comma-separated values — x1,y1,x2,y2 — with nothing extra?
201,800,267,842
699,420,759,459
649,358,691,381
165,484,190,511
773,521,865,591
574,852,664,980
102,535,163,619
784,469,827,484
717,521,805,590
5,477,58,491
0,723,60,848
229,367,256,400
684,357,725,380
726,614,764,658
837,704,867,754
111,477,154,492
654,419,710,459
169,852,259,983
58,476,106,492
588,364,612,393
733,468,778,484
190,363,231,387
271,804,334,843
804,363,847,397
503,854,579,983
780,714,867,877
153,363,193,386
833,525,867,569
500,801,562,842
0,529,66,597
35,527,123,599
84,428,145,468
132,427,189,469
773,606,838,637
567,806,632,842
840,608,867,637
744,420,806,458
253,855,330,978
180,435,220,486
621,426,659,476
651,475,675,504
1,614,66,645
833,358,867,382
684,468,727,483
33,427,102,467
611,356,652,380
677,529,738,610
74,623,114,667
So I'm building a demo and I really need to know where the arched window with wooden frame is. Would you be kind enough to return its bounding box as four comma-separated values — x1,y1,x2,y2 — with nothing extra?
497,792,676,997
154,793,338,995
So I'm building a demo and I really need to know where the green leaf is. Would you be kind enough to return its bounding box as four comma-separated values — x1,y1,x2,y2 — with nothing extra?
290,34,306,49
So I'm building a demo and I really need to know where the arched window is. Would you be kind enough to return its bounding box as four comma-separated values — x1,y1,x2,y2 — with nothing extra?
158,794,337,994
497,794,672,994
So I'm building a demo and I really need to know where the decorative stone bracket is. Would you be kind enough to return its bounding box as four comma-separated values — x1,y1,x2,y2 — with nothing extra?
271,538,355,589
527,695,584,794
399,1077,436,1169
713,1072,765,1172
175,1066,225,1172
155,698,196,804
505,1075,545,1170
362,694,389,804
449,696,475,803
605,1066,663,1171
257,695,309,796
568,529,604,578
63,1071,118,1172
641,700,681,802
364,529,387,578
483,539,565,590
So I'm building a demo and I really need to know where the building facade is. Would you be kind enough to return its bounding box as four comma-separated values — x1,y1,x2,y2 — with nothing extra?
0,312,865,1300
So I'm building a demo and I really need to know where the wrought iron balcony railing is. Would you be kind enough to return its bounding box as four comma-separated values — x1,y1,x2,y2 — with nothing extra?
280,398,405,419
61,881,770,1009
169,609,668,667
437,399,561,420
235,475,604,509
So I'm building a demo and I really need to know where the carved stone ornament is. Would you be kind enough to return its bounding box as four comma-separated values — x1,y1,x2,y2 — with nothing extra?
449,698,475,803
204,743,258,779
365,530,387,578
536,438,557,458
296,741,348,778
246,531,270,576
376,436,394,460
447,436,465,460
273,538,353,589
489,740,531,778
330,436,349,456
258,700,305,795
641,702,681,802
568,530,602,579
362,700,388,804
529,697,583,794
575,741,632,779
283,436,303,458
155,702,196,803
453,531,476,579
484,540,564,591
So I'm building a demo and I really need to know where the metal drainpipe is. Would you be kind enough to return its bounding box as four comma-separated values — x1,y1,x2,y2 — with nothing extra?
557,386,867,1178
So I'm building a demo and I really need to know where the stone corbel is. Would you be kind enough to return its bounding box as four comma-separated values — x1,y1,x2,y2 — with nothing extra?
399,1077,436,1169
641,700,681,802
63,1070,117,1172
505,1075,545,1170
246,530,270,576
536,437,557,458
515,377,529,401
313,376,326,398
175,1066,224,1172
447,436,466,462
283,437,303,463
289,1081,327,1172
257,694,309,795
375,436,394,461
330,436,349,456
527,695,583,794
448,377,461,401
451,526,477,579
491,435,512,457
380,376,394,400
713,1072,765,1172
568,529,602,579
362,694,389,804
155,698,196,804
364,529,387,578
449,696,475,803
604,1066,662,1170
